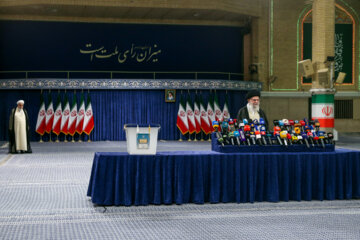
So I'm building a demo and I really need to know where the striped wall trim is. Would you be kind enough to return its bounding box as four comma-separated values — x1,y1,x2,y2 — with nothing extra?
0,79,262,91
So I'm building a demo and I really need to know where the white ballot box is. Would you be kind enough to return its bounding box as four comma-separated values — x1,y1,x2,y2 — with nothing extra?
124,124,161,155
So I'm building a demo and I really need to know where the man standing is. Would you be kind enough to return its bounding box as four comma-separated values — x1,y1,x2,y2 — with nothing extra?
236,90,269,129
9,100,32,153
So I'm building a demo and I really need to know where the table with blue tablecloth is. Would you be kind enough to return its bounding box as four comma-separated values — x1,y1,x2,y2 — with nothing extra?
87,149,360,206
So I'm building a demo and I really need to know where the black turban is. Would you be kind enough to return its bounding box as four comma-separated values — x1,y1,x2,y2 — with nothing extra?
246,90,261,100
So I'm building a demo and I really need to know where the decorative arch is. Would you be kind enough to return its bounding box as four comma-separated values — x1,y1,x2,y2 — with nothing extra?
298,2,358,86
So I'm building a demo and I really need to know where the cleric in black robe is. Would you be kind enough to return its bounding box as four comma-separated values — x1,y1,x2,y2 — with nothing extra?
236,90,269,129
9,100,32,154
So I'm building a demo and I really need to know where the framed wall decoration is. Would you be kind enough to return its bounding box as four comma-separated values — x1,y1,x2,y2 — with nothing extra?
165,89,176,102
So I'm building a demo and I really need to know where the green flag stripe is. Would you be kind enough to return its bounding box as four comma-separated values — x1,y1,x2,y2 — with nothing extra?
312,94,334,104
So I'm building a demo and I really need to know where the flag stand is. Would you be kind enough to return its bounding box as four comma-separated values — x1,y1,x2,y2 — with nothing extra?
64,135,68,143
39,135,43,143
188,133,192,142
78,133,82,142
207,133,211,142
194,133,198,142
200,131,204,141
71,136,75,143
56,135,59,143
87,134,91,142
49,132,52,142
178,131,183,141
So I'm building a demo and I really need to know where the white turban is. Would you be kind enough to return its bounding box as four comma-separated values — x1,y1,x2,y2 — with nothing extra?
17,100,25,105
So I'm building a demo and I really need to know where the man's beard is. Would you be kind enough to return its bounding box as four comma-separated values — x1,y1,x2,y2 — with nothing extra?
249,103,259,113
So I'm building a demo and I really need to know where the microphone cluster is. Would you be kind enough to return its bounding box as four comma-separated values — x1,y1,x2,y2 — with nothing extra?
212,118,334,149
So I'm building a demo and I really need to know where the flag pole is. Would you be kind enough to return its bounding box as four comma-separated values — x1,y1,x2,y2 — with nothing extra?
87,133,91,142
72,135,75,143
194,132,197,141
179,131,183,141
56,134,59,143
64,89,68,143
78,133,82,142
208,133,211,142
188,132,192,142
49,132,52,142
200,131,204,141
39,89,44,143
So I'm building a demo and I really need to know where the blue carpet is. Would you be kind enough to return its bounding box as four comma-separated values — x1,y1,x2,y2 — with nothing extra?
0,141,359,239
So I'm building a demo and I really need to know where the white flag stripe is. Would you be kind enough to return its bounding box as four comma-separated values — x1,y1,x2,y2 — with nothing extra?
60,101,70,130
178,103,189,129
83,102,92,130
35,102,46,130
312,103,334,118
186,101,196,127
45,102,54,125
52,104,62,129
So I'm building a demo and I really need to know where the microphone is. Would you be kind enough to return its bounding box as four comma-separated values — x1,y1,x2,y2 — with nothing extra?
229,131,235,146
238,122,247,145
289,120,295,132
301,133,310,148
228,119,235,132
244,123,252,145
314,119,321,132
307,131,315,147
280,131,288,147
287,133,293,145
250,131,257,145
294,127,303,144
221,121,230,145
243,118,249,125
273,125,283,145
318,131,326,148
278,120,285,130
233,131,241,146
299,120,306,132
313,132,320,146
282,119,290,131
327,132,334,145
254,126,262,145
266,132,273,145
260,126,267,145
212,121,224,147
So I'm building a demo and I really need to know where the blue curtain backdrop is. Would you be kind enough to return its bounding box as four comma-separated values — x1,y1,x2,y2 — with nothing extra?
0,90,246,141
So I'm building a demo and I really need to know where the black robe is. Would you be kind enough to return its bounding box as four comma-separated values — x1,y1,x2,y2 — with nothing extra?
236,105,269,129
8,108,32,153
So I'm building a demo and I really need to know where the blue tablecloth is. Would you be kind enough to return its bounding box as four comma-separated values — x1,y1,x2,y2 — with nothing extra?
87,149,360,206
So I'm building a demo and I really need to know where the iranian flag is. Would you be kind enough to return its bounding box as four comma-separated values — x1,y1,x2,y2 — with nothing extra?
311,94,334,128
60,94,70,135
176,94,188,135
222,94,230,121
68,94,78,136
214,93,223,121
199,95,212,134
35,93,46,135
52,94,62,136
186,94,196,134
76,93,85,134
207,93,215,130
83,94,95,135
45,93,54,134
193,95,201,134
